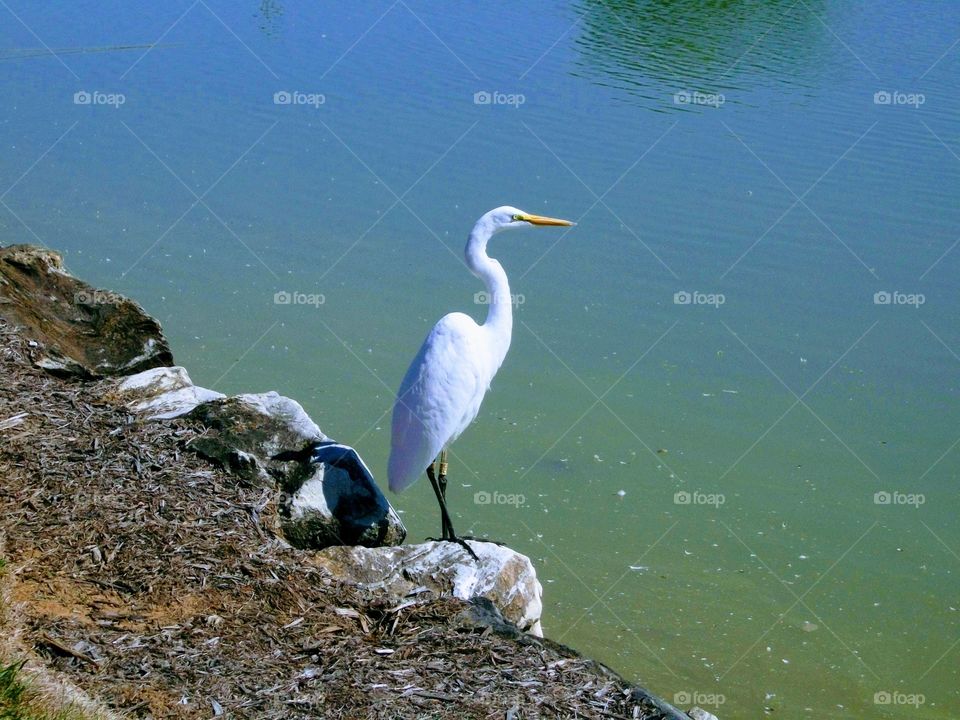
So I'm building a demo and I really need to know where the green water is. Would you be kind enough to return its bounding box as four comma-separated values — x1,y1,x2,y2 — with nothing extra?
3,2,958,716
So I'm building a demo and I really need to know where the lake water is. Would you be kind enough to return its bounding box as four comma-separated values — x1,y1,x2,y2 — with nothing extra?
3,1,958,716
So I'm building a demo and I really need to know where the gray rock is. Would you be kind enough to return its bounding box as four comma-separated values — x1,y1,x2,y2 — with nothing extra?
185,392,327,484
316,540,543,635
0,244,173,377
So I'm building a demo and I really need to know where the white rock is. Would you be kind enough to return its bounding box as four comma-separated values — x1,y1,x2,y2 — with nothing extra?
317,541,544,636
114,366,224,419
688,707,720,720
233,391,325,443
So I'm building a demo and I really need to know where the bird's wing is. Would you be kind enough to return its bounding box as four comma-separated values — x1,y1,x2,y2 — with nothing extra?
388,312,485,492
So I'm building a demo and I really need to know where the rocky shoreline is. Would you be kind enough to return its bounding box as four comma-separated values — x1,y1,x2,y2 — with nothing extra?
0,244,707,719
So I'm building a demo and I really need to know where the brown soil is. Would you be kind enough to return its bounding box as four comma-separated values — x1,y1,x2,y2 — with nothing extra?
0,318,680,719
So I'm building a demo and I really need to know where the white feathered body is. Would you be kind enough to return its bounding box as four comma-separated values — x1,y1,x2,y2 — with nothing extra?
388,311,510,492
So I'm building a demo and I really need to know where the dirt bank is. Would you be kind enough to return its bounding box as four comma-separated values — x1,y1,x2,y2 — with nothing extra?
0,315,684,719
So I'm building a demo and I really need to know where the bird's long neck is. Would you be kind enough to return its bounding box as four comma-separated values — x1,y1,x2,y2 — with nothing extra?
466,226,512,353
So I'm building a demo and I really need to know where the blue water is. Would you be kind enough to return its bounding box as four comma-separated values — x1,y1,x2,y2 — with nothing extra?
2,2,959,716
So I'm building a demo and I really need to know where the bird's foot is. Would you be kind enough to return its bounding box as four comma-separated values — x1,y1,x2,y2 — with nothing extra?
425,535,480,562
459,535,507,548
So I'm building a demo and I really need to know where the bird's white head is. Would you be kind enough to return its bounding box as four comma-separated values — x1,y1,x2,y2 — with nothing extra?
466,206,575,272
480,205,576,236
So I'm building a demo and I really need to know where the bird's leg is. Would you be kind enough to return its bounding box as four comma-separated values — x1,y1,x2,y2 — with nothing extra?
437,452,505,550
435,449,455,540
425,452,479,561
426,461,453,540
436,448,449,503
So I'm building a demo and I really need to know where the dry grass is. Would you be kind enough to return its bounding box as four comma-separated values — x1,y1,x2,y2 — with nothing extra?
0,318,680,719
0,551,116,720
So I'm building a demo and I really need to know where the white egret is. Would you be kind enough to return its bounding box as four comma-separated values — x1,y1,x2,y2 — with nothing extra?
388,206,574,557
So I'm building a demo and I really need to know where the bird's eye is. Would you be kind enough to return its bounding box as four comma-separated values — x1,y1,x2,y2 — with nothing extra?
511,214,523,221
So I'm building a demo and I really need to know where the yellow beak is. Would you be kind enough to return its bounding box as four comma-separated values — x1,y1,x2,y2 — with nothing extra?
518,213,575,227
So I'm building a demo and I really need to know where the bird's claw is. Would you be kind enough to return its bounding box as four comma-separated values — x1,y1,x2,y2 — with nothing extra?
459,535,506,547
425,535,480,562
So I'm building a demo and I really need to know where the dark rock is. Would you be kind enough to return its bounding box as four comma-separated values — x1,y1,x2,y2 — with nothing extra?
273,441,406,549
0,244,173,377
463,596,524,639
186,392,326,485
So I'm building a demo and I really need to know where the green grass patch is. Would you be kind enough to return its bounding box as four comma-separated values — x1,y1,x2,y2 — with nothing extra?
0,660,91,720
0,660,35,720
